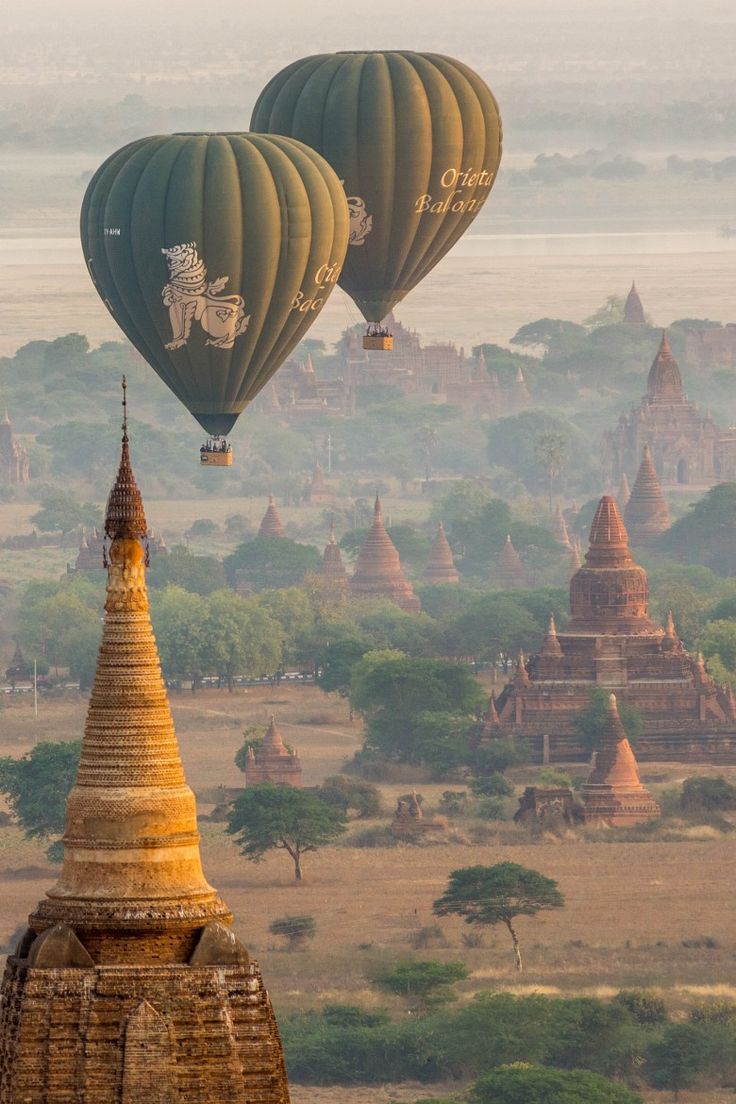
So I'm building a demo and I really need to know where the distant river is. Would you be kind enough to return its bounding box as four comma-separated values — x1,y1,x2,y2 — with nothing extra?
2,229,736,266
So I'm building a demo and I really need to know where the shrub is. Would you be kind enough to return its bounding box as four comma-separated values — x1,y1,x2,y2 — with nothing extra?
408,924,448,950
536,768,573,788
469,1065,644,1104
612,990,668,1025
319,776,382,818
439,790,470,814
470,772,513,798
348,826,398,848
370,959,469,1009
644,1021,736,1093
681,775,736,812
268,914,316,950
689,999,736,1024
474,797,511,821
469,738,529,775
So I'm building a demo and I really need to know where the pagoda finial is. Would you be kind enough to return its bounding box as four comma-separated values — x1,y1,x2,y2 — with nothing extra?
542,612,563,657
104,377,148,543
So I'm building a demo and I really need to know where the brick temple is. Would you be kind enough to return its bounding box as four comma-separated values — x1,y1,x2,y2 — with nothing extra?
623,444,670,546
245,716,302,788
489,496,736,762
318,521,348,588
258,495,285,539
422,522,459,584
0,393,290,1103
350,497,421,611
581,693,660,825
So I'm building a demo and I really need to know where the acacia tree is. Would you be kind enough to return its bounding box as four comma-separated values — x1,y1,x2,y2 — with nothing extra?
227,783,347,881
433,862,564,972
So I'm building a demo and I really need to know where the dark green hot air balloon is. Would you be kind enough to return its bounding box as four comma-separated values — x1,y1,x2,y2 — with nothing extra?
251,52,502,348
81,133,349,455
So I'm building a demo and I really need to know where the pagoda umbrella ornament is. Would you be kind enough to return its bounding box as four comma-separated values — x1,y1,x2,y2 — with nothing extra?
81,132,349,462
251,51,502,350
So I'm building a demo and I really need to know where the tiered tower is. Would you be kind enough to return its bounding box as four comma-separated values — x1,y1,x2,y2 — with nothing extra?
318,521,348,588
422,522,459,585
493,534,529,590
624,444,670,545
258,495,285,539
490,495,736,762
0,386,290,1103
245,716,302,788
623,281,647,326
552,505,572,549
581,694,660,824
350,497,421,612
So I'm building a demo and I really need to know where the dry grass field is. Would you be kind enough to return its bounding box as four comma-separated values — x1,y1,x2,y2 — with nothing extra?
0,685,733,1103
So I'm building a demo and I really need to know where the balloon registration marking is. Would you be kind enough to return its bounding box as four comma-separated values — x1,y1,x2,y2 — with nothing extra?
161,242,250,351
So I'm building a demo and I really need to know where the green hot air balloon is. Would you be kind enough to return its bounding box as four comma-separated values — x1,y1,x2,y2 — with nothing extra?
81,133,349,459
251,52,502,350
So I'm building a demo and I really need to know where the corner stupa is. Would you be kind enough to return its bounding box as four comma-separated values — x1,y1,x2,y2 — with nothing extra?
581,693,661,825
0,380,291,1103
624,444,670,545
422,522,459,584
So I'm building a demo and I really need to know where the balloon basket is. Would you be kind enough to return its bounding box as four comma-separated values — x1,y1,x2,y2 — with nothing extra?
200,440,233,466
363,334,393,351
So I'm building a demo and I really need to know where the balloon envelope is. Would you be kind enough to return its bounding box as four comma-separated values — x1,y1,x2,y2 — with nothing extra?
81,133,349,436
251,52,502,324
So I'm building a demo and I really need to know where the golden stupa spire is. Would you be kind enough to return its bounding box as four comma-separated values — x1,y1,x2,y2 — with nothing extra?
33,380,229,961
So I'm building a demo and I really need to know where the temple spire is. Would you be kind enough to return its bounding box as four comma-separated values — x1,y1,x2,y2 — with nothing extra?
542,613,563,657
319,519,348,586
493,533,529,589
33,387,228,957
423,521,459,584
623,281,647,326
350,496,421,611
581,693,660,824
258,495,285,539
552,504,572,549
624,444,670,545
647,331,684,401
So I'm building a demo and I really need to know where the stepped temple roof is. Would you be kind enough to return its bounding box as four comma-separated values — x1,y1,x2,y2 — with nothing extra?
581,694,660,824
647,332,684,402
488,492,736,764
423,522,459,584
258,495,286,539
624,281,646,326
350,497,421,611
0,385,290,1103
494,534,529,589
624,444,670,545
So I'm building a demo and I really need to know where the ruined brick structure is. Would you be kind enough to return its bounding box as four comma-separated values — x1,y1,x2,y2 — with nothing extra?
606,330,736,487
303,461,336,504
488,496,736,762
0,409,29,485
581,693,660,825
0,390,290,1104
422,522,459,585
350,497,421,611
245,716,302,788
318,522,348,588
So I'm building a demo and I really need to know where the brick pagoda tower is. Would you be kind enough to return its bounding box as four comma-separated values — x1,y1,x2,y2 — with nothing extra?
0,384,290,1104
490,496,736,762
624,444,670,545
258,495,285,539
245,716,302,788
492,534,529,589
318,521,348,588
581,693,660,825
350,497,421,611
422,522,459,584
0,408,30,485
623,281,647,325
552,505,572,549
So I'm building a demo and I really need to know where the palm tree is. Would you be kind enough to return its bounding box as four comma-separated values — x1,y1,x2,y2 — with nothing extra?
534,432,568,511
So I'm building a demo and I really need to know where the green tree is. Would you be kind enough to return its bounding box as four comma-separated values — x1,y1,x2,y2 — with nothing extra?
445,595,539,664
534,431,568,511
150,586,207,690
350,650,485,765
510,318,587,352
698,618,736,673
224,537,320,591
147,545,226,595
658,483,736,574
644,1022,729,1096
680,775,736,812
268,914,316,950
317,638,370,697
204,590,282,689
318,776,382,818
0,740,81,852
31,490,100,534
19,590,101,673
370,959,469,1011
573,689,642,753
434,862,565,971
227,783,347,881
469,1065,643,1104
255,587,316,668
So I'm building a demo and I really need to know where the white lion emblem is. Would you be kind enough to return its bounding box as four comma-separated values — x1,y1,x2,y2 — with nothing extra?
346,195,373,247
161,242,250,350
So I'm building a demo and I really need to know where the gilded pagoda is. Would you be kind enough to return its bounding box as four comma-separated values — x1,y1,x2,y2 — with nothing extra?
0,386,290,1104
